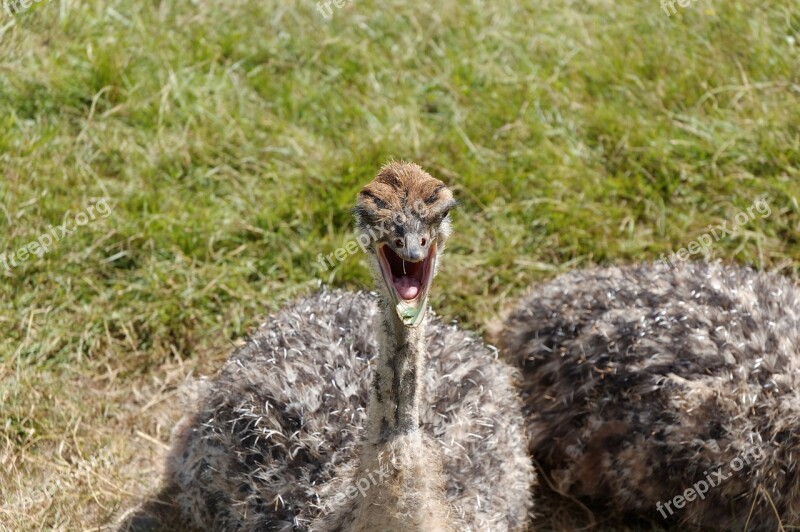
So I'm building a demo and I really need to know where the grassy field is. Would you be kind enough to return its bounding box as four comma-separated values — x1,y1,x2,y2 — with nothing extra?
0,0,798,529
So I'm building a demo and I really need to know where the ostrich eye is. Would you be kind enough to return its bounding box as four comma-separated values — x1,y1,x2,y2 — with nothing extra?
430,209,450,225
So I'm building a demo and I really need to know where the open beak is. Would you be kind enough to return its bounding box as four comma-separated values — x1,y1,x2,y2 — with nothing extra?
377,242,437,327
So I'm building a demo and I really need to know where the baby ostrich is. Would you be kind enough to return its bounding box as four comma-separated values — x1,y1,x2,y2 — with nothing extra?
119,162,534,531
496,261,800,529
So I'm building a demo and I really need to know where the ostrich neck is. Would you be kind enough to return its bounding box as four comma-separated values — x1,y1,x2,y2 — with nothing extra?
328,292,451,531
366,299,426,443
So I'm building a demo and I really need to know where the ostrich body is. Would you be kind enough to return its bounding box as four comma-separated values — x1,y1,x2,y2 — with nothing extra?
497,261,800,529
121,162,534,531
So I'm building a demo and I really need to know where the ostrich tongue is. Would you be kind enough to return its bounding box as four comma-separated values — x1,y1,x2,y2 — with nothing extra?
393,276,420,300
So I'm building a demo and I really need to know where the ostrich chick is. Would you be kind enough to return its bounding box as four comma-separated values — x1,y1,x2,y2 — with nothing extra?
119,162,534,531
497,262,800,530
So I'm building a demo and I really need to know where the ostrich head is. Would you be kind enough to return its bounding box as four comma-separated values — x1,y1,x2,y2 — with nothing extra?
354,162,457,327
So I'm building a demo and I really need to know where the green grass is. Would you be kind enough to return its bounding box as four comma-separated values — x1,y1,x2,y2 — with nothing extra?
0,0,798,529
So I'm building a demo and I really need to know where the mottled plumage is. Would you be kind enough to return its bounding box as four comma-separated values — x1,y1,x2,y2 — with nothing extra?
497,261,800,530
119,163,534,531
354,161,456,229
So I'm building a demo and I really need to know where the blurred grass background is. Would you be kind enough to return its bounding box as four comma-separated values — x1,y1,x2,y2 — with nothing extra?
0,0,798,529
